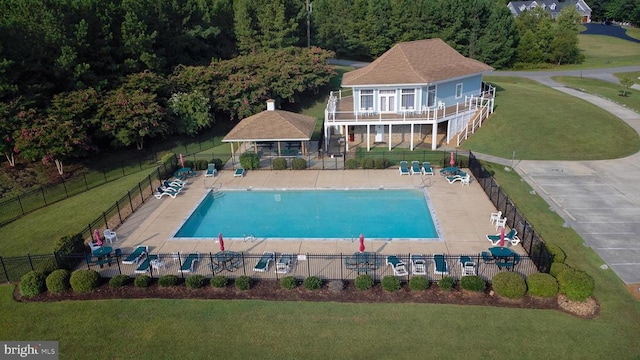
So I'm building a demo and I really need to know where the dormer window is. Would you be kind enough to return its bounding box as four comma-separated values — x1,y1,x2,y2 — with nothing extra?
520,4,526,11
542,4,546,9
549,3,556,10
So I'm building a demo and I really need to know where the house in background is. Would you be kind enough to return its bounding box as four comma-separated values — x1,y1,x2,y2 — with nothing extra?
324,38,495,152
507,0,592,23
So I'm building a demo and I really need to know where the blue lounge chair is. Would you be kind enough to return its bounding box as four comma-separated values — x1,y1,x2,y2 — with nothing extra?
386,255,408,276
253,251,275,272
459,256,477,276
276,253,294,274
446,174,469,184
486,229,518,246
234,167,245,177
205,164,217,177
398,161,410,175
154,187,180,199
180,253,199,273
410,161,421,175
410,254,427,275
421,162,434,175
135,254,157,273
433,254,449,275
122,246,148,264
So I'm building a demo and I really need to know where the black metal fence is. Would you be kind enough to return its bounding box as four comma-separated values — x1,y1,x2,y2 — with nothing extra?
0,252,539,284
468,152,553,273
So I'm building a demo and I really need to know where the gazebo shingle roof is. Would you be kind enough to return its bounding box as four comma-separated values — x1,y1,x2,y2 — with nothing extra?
342,38,494,86
223,109,317,142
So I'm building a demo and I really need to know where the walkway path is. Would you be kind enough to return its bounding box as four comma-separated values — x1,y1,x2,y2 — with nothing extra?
477,67,640,284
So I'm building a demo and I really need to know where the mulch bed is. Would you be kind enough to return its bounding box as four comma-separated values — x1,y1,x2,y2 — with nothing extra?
14,280,597,318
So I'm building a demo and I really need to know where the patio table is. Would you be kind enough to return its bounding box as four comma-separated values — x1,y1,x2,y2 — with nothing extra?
174,167,193,180
214,251,241,271
92,246,113,268
488,246,513,261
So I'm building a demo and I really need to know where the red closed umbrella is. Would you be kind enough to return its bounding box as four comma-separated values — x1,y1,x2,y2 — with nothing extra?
93,229,102,246
499,226,505,247
218,233,225,251
179,153,185,168
450,152,455,167
359,233,365,253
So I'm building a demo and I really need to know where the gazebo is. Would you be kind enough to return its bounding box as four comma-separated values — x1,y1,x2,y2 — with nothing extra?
223,100,317,158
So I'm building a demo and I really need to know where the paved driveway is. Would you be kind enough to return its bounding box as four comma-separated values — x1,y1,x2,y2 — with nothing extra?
481,72,640,284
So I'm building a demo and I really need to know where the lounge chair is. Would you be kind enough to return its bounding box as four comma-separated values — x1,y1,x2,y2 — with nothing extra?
459,256,477,276
276,253,295,274
433,254,449,275
446,174,470,184
253,251,275,272
180,253,199,273
134,254,158,273
421,162,434,175
410,161,421,175
234,167,245,177
410,254,427,275
386,255,408,276
398,161,410,175
486,229,518,246
154,187,180,199
205,164,217,177
122,246,148,264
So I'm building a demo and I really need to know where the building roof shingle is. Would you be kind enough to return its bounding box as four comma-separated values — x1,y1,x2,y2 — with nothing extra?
223,109,317,142
341,38,494,87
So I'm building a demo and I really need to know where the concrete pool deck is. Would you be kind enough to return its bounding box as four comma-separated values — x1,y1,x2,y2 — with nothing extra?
113,169,519,257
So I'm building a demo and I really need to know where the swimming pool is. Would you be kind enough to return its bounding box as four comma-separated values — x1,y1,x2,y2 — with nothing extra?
173,189,440,240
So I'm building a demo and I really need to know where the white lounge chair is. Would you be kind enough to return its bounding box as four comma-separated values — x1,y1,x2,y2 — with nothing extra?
205,164,217,177
410,254,427,275
459,256,477,276
433,254,449,275
276,253,295,274
386,255,408,276
122,246,148,264
486,229,518,246
399,161,410,175
253,251,275,272
421,162,434,176
234,168,245,177
154,187,180,199
410,161,421,175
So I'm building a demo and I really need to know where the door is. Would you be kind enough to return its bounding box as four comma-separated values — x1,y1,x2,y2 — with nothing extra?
379,90,395,113
375,125,384,142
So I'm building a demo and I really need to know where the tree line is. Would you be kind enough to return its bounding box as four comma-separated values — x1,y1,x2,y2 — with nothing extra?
1,0,586,174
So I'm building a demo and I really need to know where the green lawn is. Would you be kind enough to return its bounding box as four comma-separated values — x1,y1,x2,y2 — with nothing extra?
460,76,640,159
551,75,640,113
569,34,640,69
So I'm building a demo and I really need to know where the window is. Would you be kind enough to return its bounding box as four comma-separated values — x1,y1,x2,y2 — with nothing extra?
455,83,463,99
360,90,373,110
401,89,415,110
427,85,436,107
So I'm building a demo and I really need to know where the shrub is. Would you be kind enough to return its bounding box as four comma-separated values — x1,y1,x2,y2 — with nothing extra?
183,159,194,169
381,276,401,292
158,275,180,287
20,271,47,298
437,276,455,291
374,158,389,169
550,262,571,278
273,157,287,170
355,274,374,291
546,243,566,263
303,276,322,290
408,276,429,291
362,158,375,169
291,158,307,170
210,276,228,288
526,273,558,298
134,275,152,288
196,159,208,170
235,276,251,290
211,158,223,170
53,233,85,270
239,151,260,170
46,269,70,293
557,269,595,301
186,275,206,289
109,275,130,288
70,270,101,293
460,276,486,292
345,159,359,169
492,272,526,299
327,280,345,292
280,276,297,290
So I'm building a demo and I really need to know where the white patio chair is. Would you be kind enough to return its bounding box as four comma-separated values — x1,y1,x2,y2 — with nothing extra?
495,217,507,230
490,211,502,224
104,229,117,244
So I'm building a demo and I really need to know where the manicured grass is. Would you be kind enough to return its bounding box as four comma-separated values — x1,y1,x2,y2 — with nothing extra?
460,76,640,159
0,170,156,256
1,283,639,359
569,34,640,69
551,75,640,113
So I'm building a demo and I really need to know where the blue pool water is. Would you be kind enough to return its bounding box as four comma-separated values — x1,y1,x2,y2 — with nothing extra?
173,189,439,239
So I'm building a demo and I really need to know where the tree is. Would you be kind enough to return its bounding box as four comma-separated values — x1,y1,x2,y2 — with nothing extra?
620,77,634,96
0,99,22,166
168,90,214,136
550,7,583,65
